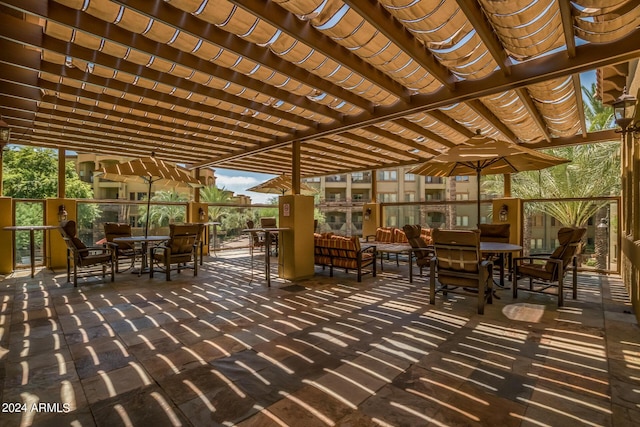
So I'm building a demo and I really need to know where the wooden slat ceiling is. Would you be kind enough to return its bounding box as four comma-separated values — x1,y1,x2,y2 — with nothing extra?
1,0,638,177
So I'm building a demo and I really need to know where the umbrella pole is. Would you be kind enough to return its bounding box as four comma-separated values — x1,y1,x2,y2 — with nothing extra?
477,168,481,228
145,178,152,238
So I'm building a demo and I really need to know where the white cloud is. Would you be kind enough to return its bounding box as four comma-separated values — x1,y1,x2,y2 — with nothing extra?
214,170,278,204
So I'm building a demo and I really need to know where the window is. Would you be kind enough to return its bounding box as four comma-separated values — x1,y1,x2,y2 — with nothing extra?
530,238,543,249
456,216,469,226
455,176,469,182
405,192,415,202
425,176,443,184
378,193,397,203
404,173,415,181
377,170,397,181
455,193,469,201
304,177,321,183
353,193,363,201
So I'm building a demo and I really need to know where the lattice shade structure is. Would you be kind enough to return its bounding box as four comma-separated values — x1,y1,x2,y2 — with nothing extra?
1,0,638,177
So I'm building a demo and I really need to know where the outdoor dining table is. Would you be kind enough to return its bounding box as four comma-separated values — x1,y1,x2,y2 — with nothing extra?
3,225,61,278
409,241,522,287
112,235,169,276
242,227,290,287
480,241,523,288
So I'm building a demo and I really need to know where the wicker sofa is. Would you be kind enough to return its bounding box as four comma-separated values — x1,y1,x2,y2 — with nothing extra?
314,233,376,282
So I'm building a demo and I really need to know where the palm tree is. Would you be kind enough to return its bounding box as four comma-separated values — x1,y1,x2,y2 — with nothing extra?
200,185,233,221
138,190,189,230
482,85,619,259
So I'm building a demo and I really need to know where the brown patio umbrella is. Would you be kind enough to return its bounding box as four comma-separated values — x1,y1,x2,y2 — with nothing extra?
94,154,202,237
408,131,569,224
247,174,316,195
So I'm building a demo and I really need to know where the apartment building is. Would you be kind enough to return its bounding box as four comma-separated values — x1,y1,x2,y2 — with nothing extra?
303,166,482,235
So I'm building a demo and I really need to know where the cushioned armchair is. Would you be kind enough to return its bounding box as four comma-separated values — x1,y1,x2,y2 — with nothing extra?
430,229,493,314
260,217,278,255
513,227,586,306
150,223,203,281
103,222,141,273
60,220,115,287
403,224,435,283
246,220,265,252
479,223,511,278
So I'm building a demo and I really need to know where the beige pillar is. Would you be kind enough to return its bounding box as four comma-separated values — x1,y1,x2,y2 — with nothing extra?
504,173,512,197
188,201,208,255
194,169,201,203
491,198,522,246
58,148,65,199
46,198,76,269
0,197,13,274
292,142,301,195
278,195,314,280
362,203,380,239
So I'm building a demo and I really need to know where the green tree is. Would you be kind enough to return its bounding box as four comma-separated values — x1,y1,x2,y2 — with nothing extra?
4,146,98,250
484,84,619,229
4,147,93,199
484,143,620,227
200,185,233,221
583,83,614,131
138,190,189,229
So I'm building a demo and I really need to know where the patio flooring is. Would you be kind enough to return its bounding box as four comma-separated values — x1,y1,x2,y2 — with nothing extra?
0,250,639,426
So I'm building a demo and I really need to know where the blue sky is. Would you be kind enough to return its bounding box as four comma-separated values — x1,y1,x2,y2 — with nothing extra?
213,168,279,204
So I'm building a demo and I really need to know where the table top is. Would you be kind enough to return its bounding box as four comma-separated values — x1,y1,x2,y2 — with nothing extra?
480,242,523,252
243,227,290,233
203,222,221,226
113,235,170,243
3,225,60,231
372,242,412,252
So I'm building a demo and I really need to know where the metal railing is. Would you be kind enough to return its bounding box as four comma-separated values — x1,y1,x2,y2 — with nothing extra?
380,196,620,273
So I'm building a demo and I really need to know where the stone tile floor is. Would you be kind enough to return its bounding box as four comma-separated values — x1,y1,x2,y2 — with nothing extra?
0,250,639,426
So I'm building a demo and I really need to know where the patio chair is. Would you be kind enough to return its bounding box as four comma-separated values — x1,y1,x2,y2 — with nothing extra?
430,229,493,314
103,222,141,273
260,217,278,255
403,224,435,283
246,220,265,252
150,223,203,281
59,220,115,287
513,227,586,306
479,223,511,281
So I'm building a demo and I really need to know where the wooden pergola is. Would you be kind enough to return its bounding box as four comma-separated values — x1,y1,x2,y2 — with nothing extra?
1,0,636,179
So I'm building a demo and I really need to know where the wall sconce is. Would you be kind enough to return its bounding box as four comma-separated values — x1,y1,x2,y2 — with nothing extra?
498,204,508,222
612,86,639,137
364,208,372,221
58,204,68,222
198,207,205,221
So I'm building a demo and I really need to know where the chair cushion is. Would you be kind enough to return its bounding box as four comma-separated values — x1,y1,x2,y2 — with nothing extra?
544,227,586,273
479,224,510,243
420,228,433,245
104,223,134,250
374,227,395,243
80,253,111,266
61,220,78,238
520,263,554,281
433,229,481,274
393,228,408,243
